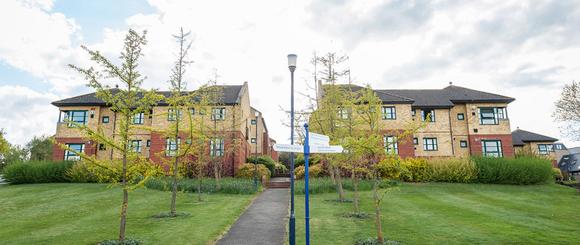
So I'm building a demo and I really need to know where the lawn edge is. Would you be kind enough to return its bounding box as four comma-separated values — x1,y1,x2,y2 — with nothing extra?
208,189,263,245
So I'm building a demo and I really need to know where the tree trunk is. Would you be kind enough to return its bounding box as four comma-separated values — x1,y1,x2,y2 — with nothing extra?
170,155,179,216
197,176,202,202
373,178,383,243
352,171,360,214
334,166,345,201
214,161,221,190
327,159,336,185
118,115,130,242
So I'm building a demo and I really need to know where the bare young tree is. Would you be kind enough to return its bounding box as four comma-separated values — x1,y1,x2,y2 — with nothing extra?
553,81,580,141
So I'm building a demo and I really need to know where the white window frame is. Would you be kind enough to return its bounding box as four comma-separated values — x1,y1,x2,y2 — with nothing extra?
211,108,226,121
423,138,438,151
168,109,182,121
131,140,142,153
60,110,88,127
64,143,84,161
382,106,396,120
132,112,144,125
211,138,225,156
421,109,436,122
166,138,180,156
383,135,398,154
482,140,503,157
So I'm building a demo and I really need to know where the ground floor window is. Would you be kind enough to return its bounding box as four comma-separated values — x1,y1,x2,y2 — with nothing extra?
131,140,142,153
423,138,438,151
211,138,224,157
482,140,503,157
64,143,84,161
166,138,180,156
383,135,398,154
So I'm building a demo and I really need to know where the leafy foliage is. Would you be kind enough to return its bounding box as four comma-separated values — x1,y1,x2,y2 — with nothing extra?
247,156,277,176
427,158,478,183
3,161,73,184
234,163,271,181
26,135,53,161
473,156,552,184
294,164,324,179
145,177,259,194
295,177,398,194
553,81,580,141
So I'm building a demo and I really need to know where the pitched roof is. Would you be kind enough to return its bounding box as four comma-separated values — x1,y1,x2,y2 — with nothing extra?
379,85,515,108
52,85,244,107
512,129,558,146
326,84,414,103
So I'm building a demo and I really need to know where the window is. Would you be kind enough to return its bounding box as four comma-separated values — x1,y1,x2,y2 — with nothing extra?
168,109,182,121
251,138,257,143
460,140,468,148
166,138,180,156
382,106,396,120
131,140,142,153
60,110,88,127
211,107,226,121
482,140,503,157
64,143,84,161
99,143,106,151
421,109,436,122
383,136,398,154
413,137,419,145
102,116,110,124
538,144,554,155
338,108,349,119
411,110,416,116
146,140,151,147
189,108,195,116
423,138,438,151
457,113,465,120
251,119,257,125
210,138,225,157
496,107,507,119
479,108,498,125
132,112,144,124
555,144,564,150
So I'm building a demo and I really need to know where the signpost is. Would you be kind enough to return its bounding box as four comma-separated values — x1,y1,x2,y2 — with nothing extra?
273,124,343,245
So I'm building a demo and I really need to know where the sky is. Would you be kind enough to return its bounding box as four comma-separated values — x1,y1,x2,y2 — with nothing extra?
0,0,579,148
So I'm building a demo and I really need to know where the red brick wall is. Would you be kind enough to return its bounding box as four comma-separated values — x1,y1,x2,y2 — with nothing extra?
468,134,514,157
381,129,415,158
53,137,97,161
150,131,249,176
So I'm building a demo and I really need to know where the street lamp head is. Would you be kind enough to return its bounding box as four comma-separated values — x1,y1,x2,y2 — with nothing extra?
287,54,297,71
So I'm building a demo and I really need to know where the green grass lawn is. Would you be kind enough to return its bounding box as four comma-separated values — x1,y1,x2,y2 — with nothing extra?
294,183,580,244
0,183,255,245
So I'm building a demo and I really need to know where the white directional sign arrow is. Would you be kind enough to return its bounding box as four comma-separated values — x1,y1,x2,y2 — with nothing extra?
309,132,330,146
309,145,344,154
273,144,304,153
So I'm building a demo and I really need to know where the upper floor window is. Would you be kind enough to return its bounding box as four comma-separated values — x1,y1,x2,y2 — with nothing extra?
64,143,84,161
538,144,554,155
210,138,225,156
166,138,180,156
102,116,110,124
423,138,438,151
132,113,144,124
382,106,396,120
168,109,182,121
413,137,419,145
60,110,88,127
251,138,257,143
555,144,564,150
338,108,350,119
383,135,398,154
457,113,465,120
211,108,226,121
411,109,416,117
421,109,436,122
131,140,142,153
482,140,502,157
189,108,195,116
479,107,507,125
251,119,257,125
460,140,468,148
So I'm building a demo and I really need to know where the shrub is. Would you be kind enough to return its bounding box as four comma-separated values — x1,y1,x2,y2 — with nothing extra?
235,163,271,181
65,161,100,183
427,158,477,183
145,177,258,194
400,158,429,182
247,156,277,176
66,158,163,183
473,156,553,185
552,168,563,181
294,164,324,179
3,161,74,184
376,156,406,180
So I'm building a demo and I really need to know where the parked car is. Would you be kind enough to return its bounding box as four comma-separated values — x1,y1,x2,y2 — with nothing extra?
558,153,580,174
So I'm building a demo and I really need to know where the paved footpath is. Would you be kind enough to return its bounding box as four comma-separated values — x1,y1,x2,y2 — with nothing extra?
217,187,289,245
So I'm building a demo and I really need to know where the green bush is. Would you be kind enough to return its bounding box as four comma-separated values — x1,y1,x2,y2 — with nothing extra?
427,158,477,183
400,158,429,182
145,177,258,194
235,163,271,181
295,177,398,194
65,158,163,183
294,164,324,179
3,161,74,184
247,156,277,176
472,156,553,185
376,156,406,180
65,161,100,183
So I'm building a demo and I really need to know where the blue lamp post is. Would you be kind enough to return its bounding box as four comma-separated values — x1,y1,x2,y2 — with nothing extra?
287,53,297,245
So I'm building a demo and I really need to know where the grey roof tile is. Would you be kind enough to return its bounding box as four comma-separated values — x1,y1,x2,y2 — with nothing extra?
512,129,558,146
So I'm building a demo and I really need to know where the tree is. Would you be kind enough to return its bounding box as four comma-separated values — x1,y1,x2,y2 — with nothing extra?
0,129,10,169
67,29,163,242
553,81,580,141
26,135,53,161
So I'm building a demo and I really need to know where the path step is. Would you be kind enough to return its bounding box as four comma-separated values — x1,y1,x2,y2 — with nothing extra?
268,182,290,188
